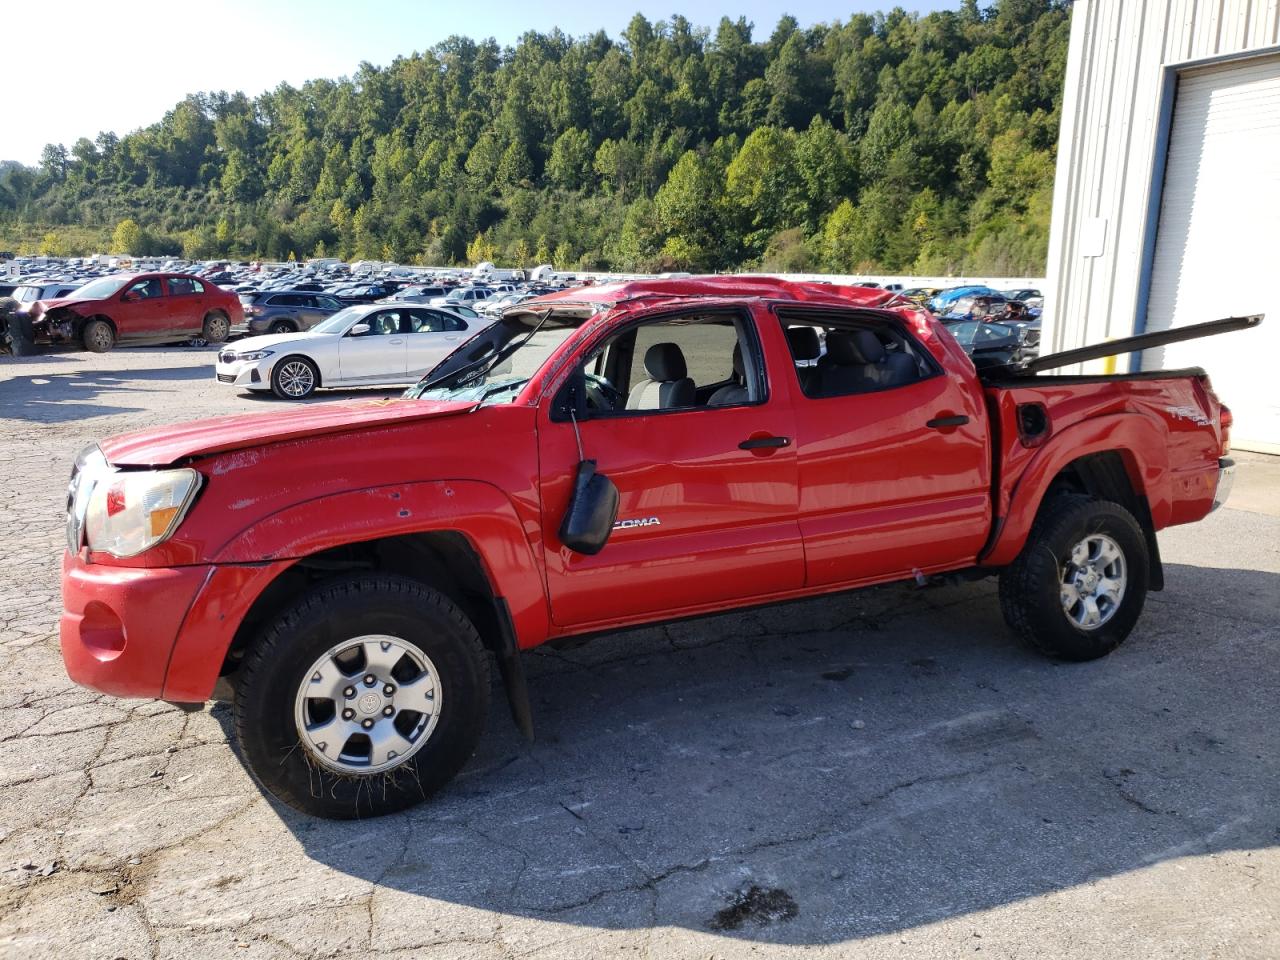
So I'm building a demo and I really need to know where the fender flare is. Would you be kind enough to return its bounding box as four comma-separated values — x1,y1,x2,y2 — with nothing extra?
980,412,1172,567
210,479,550,649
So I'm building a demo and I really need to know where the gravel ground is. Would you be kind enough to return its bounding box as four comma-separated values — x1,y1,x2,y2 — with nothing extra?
0,346,1277,960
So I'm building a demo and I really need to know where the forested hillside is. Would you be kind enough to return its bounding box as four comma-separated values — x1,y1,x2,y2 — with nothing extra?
0,1,1070,274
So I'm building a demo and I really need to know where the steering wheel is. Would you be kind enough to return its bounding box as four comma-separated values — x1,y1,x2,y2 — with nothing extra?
583,372,624,411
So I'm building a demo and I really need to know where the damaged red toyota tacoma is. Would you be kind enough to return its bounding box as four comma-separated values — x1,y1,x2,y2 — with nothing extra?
59,278,1252,818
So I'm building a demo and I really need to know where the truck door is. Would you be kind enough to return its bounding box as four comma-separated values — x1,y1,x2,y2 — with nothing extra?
537,307,804,627
777,310,992,586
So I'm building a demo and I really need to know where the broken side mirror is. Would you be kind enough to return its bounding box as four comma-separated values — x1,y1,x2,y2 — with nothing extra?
557,374,618,555
559,460,618,555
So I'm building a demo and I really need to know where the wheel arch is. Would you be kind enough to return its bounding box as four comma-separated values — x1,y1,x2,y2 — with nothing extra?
981,413,1171,580
272,352,323,388
208,527,538,738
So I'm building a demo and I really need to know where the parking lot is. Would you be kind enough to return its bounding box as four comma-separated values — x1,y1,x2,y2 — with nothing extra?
1,346,1277,959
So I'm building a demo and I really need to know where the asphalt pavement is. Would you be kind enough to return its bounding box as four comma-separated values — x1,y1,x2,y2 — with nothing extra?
0,346,1276,959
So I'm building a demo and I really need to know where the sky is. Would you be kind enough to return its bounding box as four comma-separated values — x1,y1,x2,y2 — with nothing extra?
1,0,963,166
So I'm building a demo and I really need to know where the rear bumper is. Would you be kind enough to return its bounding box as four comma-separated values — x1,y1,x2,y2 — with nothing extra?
1212,457,1235,511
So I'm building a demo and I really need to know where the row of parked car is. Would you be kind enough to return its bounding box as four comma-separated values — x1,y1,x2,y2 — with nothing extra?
0,256,1044,377
0,256,586,354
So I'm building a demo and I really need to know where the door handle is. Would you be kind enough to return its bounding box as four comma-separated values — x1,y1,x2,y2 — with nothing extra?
739,436,791,450
926,415,969,429
389,338,405,345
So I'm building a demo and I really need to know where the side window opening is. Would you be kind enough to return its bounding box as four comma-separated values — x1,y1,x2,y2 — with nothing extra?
569,312,764,417
780,315,936,399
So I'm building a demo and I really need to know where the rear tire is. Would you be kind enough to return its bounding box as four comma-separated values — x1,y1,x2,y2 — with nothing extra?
271,355,319,399
233,575,491,819
81,319,114,353
202,311,231,343
268,320,296,335
999,495,1149,661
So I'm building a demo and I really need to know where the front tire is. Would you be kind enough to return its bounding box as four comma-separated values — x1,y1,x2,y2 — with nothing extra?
81,319,114,353
999,495,1149,661
233,575,491,819
202,311,231,343
271,355,319,399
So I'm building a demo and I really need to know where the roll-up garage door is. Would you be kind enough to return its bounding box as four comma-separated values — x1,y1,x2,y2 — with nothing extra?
1143,54,1280,453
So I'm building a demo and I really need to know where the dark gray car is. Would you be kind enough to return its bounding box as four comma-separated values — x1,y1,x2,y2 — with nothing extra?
237,290,346,335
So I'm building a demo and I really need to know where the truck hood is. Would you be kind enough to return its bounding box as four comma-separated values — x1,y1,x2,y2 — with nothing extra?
100,397,478,467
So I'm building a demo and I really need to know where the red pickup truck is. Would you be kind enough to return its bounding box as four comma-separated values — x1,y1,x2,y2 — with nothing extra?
59,278,1242,818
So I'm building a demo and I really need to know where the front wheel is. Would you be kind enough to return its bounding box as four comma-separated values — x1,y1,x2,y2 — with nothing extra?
271,355,319,399
999,495,1149,661
233,576,491,819
81,319,115,353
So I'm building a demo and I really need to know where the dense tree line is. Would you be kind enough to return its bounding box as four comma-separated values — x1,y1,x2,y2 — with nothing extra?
0,1,1070,275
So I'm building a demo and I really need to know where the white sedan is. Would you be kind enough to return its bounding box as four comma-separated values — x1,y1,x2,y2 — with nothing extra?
214,303,490,399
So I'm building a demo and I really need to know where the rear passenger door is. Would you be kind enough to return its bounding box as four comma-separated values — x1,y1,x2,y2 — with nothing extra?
778,310,992,587
404,309,466,378
164,276,209,335
537,306,804,627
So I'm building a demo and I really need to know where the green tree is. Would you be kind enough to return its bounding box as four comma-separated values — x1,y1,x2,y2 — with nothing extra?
725,126,805,257
654,150,728,269
112,218,143,254
547,128,594,191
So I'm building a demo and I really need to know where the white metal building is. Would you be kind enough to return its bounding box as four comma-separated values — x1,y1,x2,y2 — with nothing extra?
1044,0,1280,453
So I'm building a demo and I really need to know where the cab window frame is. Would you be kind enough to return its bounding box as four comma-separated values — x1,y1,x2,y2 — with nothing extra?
773,305,944,401
551,306,769,422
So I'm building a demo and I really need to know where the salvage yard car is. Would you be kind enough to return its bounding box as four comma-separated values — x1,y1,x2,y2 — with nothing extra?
215,301,486,398
32,272,242,352
59,278,1251,818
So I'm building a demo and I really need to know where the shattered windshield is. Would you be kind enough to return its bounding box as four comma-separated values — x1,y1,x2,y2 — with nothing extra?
405,311,584,406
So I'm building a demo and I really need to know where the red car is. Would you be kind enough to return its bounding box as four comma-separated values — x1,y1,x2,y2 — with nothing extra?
57,277,1243,818
31,272,242,352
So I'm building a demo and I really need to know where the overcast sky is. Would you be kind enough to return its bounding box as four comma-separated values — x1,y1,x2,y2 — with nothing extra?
1,0,961,166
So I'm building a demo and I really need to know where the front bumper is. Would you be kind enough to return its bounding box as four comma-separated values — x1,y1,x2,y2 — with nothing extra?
214,356,269,388
60,551,293,702
60,553,212,699
1211,457,1235,512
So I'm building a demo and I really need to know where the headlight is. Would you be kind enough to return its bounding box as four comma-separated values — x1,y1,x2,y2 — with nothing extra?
236,349,274,362
83,468,202,558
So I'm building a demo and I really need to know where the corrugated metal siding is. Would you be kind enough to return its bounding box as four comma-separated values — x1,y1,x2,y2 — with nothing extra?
1043,0,1280,365
1141,55,1280,449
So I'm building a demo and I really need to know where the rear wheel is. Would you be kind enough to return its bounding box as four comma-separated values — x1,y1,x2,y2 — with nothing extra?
81,319,114,353
999,495,1149,661
232,575,491,818
271,356,319,399
202,311,231,343
268,319,296,335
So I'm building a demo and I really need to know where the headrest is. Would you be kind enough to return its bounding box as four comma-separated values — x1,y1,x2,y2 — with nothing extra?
644,342,687,381
786,326,821,361
853,330,886,363
731,342,744,378
825,331,864,366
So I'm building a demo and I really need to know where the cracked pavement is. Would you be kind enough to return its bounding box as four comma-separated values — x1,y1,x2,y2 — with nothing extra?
1,346,1278,959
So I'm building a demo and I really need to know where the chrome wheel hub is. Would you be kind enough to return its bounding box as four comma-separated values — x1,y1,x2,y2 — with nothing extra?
293,635,441,774
278,361,314,397
1060,534,1127,631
